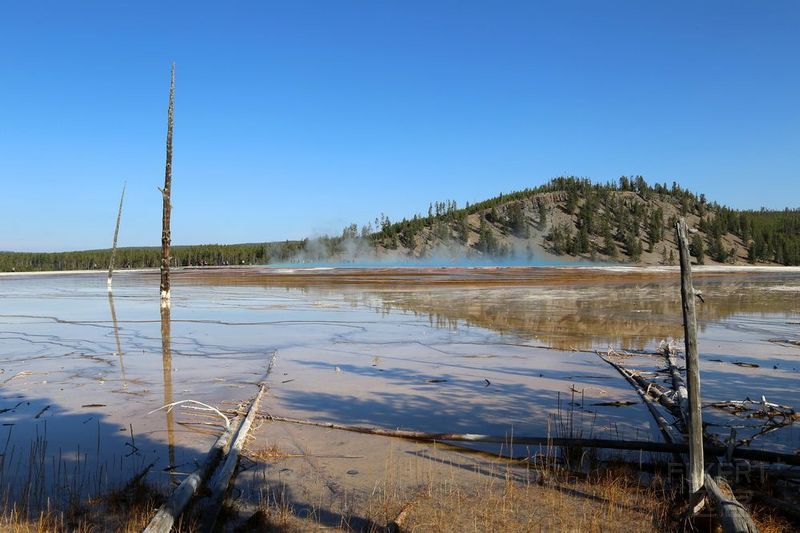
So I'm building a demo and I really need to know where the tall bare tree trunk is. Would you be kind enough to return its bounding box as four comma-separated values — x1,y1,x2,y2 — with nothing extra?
107,182,126,291
676,219,705,498
160,64,175,307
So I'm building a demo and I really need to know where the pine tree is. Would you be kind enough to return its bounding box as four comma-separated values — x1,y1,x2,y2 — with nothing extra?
689,234,705,264
537,199,547,228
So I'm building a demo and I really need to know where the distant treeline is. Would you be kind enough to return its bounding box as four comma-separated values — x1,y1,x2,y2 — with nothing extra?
0,241,305,272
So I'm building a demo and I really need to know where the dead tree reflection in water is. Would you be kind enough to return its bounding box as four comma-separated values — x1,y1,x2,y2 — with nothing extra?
107,291,127,387
160,304,176,476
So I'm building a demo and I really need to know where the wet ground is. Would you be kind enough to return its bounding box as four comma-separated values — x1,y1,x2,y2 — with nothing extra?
0,266,798,523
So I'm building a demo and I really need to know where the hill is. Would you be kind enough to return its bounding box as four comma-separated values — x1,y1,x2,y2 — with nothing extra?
369,176,800,266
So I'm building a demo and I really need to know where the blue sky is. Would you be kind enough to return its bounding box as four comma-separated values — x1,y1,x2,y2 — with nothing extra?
1,1,798,251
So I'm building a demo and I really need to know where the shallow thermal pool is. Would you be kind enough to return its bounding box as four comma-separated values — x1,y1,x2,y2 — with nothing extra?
0,266,798,508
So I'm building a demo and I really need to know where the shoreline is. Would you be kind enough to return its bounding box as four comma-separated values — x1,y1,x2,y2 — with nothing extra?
2,263,800,278
3,263,799,291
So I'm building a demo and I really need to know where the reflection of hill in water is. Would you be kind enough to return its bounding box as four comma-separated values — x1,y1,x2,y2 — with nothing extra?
353,280,800,351
173,268,800,351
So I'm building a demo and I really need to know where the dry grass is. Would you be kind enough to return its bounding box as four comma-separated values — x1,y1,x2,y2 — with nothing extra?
234,440,674,533
749,504,795,533
2,439,797,532
2,469,796,532
235,439,799,533
0,475,161,533
381,462,671,533
246,443,302,462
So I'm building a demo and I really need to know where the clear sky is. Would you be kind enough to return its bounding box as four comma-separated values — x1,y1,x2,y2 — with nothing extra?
1,1,798,251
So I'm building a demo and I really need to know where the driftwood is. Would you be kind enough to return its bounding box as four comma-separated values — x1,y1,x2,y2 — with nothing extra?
707,397,796,417
767,338,800,348
607,357,681,415
262,414,800,465
160,63,174,307
196,382,267,533
630,374,679,413
142,414,241,533
144,354,277,532
708,397,799,448
197,353,276,532
107,181,126,290
387,496,418,533
597,353,684,446
665,352,689,415
704,474,759,533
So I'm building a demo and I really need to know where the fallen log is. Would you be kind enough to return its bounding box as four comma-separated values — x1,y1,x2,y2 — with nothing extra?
142,415,240,533
767,338,800,348
196,382,267,533
704,474,759,533
388,498,418,533
666,352,689,414
626,366,680,415
597,353,685,445
262,414,800,466
196,352,277,533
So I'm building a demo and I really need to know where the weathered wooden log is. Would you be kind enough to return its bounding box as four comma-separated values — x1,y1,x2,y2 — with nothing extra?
597,354,684,447
197,383,267,533
767,338,800,347
677,218,705,495
627,369,680,415
387,496,417,533
666,352,689,414
146,355,277,532
107,181,126,291
262,414,800,465
142,415,241,533
197,354,275,532
704,474,759,533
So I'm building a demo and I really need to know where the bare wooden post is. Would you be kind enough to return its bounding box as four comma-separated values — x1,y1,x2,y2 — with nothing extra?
107,182,126,291
676,218,704,496
159,63,175,308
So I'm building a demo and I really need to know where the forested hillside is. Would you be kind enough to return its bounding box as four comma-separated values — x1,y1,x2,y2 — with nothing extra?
369,176,800,265
2,176,798,272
